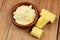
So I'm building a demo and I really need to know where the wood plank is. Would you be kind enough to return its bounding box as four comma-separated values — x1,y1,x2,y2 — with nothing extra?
6,0,59,40
58,17,60,40
0,0,3,10
58,0,60,40
41,0,59,40
0,0,18,40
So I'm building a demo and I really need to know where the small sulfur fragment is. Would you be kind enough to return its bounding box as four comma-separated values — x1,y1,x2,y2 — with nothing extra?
30,26,43,39
35,16,49,28
40,9,56,23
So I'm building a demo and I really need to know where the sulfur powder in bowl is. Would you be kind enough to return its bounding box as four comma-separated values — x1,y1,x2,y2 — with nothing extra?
13,5,35,25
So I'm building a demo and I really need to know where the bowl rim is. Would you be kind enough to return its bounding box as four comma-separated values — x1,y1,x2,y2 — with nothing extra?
10,2,39,27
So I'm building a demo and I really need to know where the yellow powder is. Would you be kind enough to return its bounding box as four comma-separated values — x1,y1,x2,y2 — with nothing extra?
13,5,35,25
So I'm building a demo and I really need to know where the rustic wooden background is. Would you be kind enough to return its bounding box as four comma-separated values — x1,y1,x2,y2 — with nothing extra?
0,0,60,40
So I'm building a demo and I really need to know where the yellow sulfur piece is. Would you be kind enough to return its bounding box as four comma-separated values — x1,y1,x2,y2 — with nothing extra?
30,27,43,39
40,9,56,23
35,16,49,28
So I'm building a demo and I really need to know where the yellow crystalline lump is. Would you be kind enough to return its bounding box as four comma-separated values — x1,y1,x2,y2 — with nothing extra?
31,26,43,39
35,16,49,28
36,9,56,28
40,9,56,23
13,5,35,25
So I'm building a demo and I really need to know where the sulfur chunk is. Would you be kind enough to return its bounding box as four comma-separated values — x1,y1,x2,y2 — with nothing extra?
35,16,49,28
40,9,56,23
31,27,43,39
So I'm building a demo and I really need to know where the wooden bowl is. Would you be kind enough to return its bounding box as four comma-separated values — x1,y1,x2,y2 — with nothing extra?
10,2,39,27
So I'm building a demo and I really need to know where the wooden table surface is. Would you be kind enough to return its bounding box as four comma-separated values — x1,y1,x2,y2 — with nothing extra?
0,0,60,40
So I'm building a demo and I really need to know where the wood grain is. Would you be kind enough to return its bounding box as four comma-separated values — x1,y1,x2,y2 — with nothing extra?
58,17,60,40
0,0,17,40
0,0,3,10
58,0,60,40
0,0,59,40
